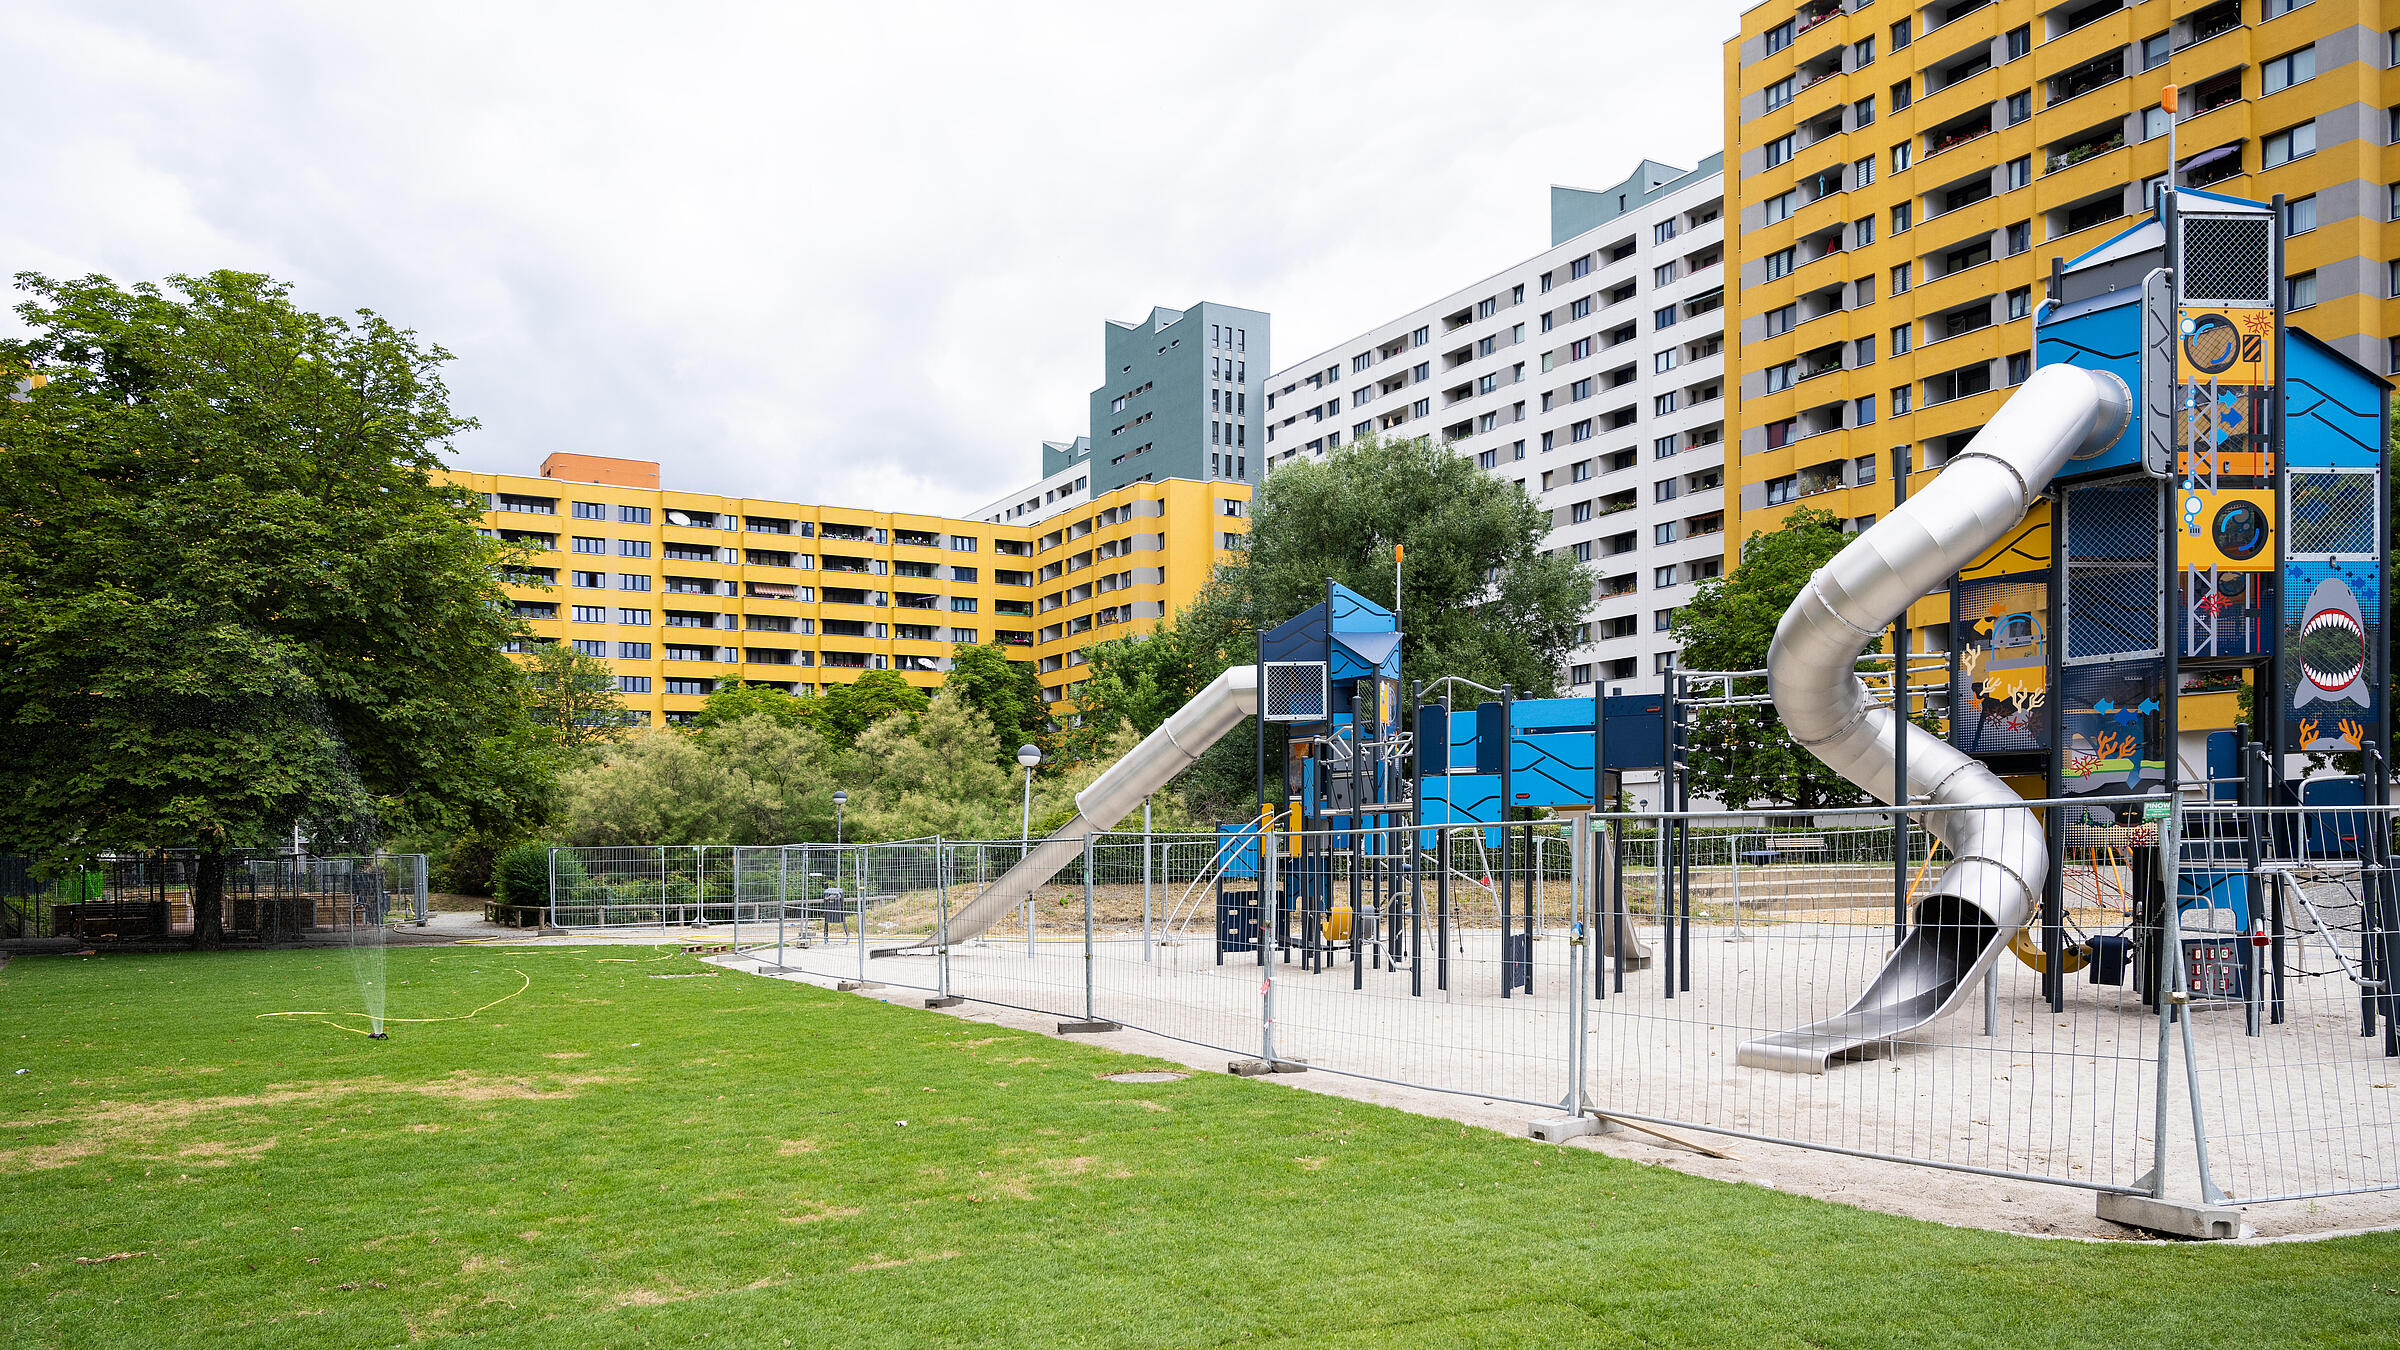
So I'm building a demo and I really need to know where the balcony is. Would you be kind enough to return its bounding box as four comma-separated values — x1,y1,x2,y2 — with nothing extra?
1922,111,1994,160
1794,0,1842,38
2183,69,2242,120
2045,127,2125,174
2046,51,2123,107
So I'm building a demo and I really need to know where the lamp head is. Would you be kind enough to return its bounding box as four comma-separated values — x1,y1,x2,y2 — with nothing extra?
1016,744,1043,769
831,790,848,807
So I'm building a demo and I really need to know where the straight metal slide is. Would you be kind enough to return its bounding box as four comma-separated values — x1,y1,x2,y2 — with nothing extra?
1738,365,2130,1073
936,665,1259,946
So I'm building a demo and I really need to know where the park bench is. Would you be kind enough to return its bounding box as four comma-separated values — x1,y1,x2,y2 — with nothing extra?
1741,835,1828,866
55,900,170,942
483,900,545,928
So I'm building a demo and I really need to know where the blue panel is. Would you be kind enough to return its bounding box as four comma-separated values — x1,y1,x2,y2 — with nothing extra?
2205,730,2239,802
1420,772,1502,849
2300,777,2371,858
2282,560,2380,753
2284,332,2387,469
1602,694,1666,771
1213,820,1261,879
1473,702,1504,775
1510,725,1595,809
2036,296,2145,481
2178,870,2251,934
1417,704,1449,774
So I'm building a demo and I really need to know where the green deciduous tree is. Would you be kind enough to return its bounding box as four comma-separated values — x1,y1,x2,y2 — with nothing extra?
696,681,807,732
846,691,1017,840
1671,507,1876,811
941,643,1047,764
521,642,628,748
802,669,930,748
1070,435,1592,819
0,270,538,944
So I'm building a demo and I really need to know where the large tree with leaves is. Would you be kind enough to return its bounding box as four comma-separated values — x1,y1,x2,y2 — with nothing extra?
941,642,1047,764
0,271,538,943
1670,506,1876,811
1072,434,1593,816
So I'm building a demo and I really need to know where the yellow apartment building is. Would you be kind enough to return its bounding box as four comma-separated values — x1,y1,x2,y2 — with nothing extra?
1723,0,2399,652
447,453,1248,726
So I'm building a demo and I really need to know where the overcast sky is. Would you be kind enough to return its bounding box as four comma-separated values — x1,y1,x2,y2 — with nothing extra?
4,1,1747,516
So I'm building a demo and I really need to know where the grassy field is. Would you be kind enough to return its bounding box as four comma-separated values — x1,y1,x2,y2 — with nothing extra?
3,947,2396,1348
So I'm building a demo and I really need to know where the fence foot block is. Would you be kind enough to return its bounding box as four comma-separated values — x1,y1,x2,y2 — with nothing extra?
1055,1020,1118,1034
923,995,964,1009
1528,1114,1617,1143
835,980,885,992
1228,1058,1307,1076
2095,1193,2246,1240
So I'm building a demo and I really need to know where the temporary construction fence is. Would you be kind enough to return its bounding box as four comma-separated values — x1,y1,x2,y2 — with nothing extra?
554,797,2400,1217
1,851,429,944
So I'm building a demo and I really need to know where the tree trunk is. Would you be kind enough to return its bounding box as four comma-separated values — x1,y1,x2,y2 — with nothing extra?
193,839,226,949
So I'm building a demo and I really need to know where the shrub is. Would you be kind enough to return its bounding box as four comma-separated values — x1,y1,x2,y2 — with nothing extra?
493,841,558,906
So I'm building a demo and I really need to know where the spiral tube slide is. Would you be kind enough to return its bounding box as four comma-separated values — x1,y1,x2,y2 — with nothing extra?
1737,365,2130,1073
934,665,1260,947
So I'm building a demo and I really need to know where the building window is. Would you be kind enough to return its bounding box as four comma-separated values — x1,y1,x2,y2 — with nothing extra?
1655,435,1678,458
619,676,651,694
1654,392,1678,415
1655,565,1680,588
1654,262,1678,287
1892,141,1912,172
617,505,650,524
1765,18,1794,52
1479,449,1498,470
2284,194,2316,234
1892,201,1912,233
1891,323,1912,355
1569,255,1593,280
1891,79,1912,112
1892,384,1913,415
1765,304,1796,337
2141,32,2169,69
2005,220,2031,254
1572,540,1594,563
1856,334,1877,366
1855,95,1877,126
2263,121,2316,166
1764,75,1796,110
1653,306,1678,331
1765,134,1795,168
1891,263,1912,295
1891,17,1911,49
1655,521,1679,545
2007,352,2032,385
1853,36,1875,66
2004,23,2030,59
1655,348,1680,374
1854,395,1877,425
1571,663,1594,686
2287,270,2318,309
2006,286,2031,320
2261,0,2312,17
1765,363,1795,393
1655,477,1679,502
2004,156,2030,190
1763,190,1794,224
2262,45,2316,93
1764,248,1796,280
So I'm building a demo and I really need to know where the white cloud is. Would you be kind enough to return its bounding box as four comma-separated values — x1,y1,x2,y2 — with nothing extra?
0,0,1743,513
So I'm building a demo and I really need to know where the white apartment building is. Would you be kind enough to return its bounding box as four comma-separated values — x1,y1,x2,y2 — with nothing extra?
1261,156,1728,697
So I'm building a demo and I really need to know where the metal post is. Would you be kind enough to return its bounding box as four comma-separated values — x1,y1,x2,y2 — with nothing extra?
1261,819,1280,1066
1410,680,1425,999
776,846,787,970
1082,832,1097,1023
1499,683,1515,997
1142,796,1154,963
1894,464,1910,949
1435,824,1451,992
546,846,558,930
1658,676,1674,1001
731,845,741,953
937,839,952,998
1566,808,1590,1117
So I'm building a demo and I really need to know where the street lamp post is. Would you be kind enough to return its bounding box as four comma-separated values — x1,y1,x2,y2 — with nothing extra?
1017,745,1041,956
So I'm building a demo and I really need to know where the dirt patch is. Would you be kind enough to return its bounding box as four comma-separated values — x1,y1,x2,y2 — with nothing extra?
780,1205,861,1224
776,1139,819,1156
848,1251,958,1272
542,1052,590,1061
0,1072,620,1171
170,1138,278,1166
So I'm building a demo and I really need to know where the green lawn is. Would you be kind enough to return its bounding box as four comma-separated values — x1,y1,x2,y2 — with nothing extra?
3,946,2394,1348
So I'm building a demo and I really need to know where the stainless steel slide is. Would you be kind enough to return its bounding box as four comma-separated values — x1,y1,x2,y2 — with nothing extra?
938,665,1260,946
1737,365,2129,1073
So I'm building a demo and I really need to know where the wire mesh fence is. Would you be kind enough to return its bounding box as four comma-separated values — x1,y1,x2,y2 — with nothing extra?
0,851,428,943
554,796,2400,1210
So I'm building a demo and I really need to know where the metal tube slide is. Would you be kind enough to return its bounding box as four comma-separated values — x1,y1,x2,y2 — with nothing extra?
936,665,1260,946
1738,365,2129,1073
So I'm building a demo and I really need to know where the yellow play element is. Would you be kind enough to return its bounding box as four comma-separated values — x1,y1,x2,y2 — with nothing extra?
1322,905,1353,943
